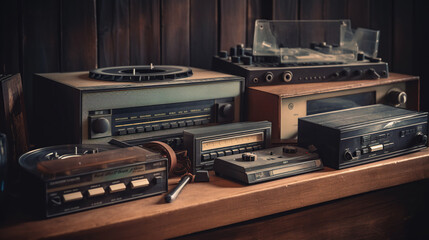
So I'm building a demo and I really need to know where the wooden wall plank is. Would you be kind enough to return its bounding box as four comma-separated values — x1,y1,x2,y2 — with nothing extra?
190,0,217,69
414,0,429,112
0,0,20,74
219,0,247,51
161,0,190,66
347,0,370,28
247,0,272,47
21,0,60,136
369,0,393,67
324,0,348,19
392,0,414,74
61,0,97,71
300,0,323,20
272,0,298,20
129,0,161,65
97,0,130,67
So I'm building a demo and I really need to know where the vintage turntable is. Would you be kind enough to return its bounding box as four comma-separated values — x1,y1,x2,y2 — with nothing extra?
213,20,388,86
33,65,244,147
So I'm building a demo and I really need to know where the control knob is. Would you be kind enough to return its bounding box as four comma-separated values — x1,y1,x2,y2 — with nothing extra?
92,117,110,134
416,133,428,146
387,89,407,106
343,150,353,161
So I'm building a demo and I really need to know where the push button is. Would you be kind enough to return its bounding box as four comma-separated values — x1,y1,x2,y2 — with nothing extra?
170,122,178,128
178,121,186,127
63,192,83,202
127,128,136,134
186,120,194,126
217,151,225,157
369,144,383,152
109,183,126,193
136,126,145,133
209,152,217,159
144,126,153,132
194,120,202,126
232,149,239,154
117,129,127,135
202,154,210,160
239,147,246,153
161,123,171,129
202,119,210,125
225,150,233,156
88,187,105,197
130,179,150,189
152,124,161,131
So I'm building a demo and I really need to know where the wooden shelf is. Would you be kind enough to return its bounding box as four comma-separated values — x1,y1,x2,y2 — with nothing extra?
1,148,429,239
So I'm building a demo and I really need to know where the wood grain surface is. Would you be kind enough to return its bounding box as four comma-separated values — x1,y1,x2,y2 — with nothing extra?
1,148,428,239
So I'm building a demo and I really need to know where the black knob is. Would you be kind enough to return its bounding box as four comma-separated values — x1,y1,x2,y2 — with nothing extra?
367,68,380,79
357,52,365,61
230,47,237,57
388,90,407,106
218,51,228,58
416,133,428,145
219,103,233,118
231,56,240,63
340,68,350,77
92,117,110,134
242,56,252,65
353,69,363,77
343,150,353,161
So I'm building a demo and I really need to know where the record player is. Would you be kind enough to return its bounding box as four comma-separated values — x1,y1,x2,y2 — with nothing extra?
33,65,244,147
213,20,388,86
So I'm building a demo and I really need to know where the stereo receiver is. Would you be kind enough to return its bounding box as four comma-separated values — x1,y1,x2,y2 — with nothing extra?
33,67,244,147
247,73,419,142
298,104,428,169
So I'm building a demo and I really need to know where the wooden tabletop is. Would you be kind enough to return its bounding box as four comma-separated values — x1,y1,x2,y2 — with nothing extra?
1,148,429,239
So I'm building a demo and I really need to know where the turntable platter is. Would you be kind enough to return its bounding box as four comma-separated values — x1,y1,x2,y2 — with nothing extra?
89,65,193,82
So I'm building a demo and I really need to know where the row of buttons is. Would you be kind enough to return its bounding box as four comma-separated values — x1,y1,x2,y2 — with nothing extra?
352,143,390,158
116,119,210,136
61,178,151,203
201,145,262,161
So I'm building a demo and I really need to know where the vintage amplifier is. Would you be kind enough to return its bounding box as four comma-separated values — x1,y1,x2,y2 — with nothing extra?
298,104,428,169
19,145,168,218
247,73,419,143
33,66,244,147
183,121,271,173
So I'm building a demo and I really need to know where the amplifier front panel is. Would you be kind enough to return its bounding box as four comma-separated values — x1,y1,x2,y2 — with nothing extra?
82,81,242,144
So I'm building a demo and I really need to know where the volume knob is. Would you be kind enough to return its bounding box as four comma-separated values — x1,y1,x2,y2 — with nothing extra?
92,117,110,134
388,90,407,106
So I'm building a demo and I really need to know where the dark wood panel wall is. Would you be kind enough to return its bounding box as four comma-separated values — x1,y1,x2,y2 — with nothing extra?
0,0,428,120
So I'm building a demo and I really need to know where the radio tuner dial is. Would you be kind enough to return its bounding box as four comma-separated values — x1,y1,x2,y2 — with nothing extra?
92,117,110,134
388,90,407,106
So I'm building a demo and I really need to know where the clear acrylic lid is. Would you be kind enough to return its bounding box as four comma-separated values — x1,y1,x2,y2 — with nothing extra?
252,19,379,64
